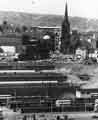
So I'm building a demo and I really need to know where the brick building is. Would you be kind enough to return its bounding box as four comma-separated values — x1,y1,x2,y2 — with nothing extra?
0,34,22,53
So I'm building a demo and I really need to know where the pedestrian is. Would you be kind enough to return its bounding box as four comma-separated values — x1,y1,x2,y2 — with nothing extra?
57,115,60,120
23,115,26,120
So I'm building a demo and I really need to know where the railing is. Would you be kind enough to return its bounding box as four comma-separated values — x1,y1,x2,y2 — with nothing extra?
16,113,68,120
10,102,95,113
7,96,96,113
6,100,95,120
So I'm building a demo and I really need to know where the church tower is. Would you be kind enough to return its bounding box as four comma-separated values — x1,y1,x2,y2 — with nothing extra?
61,2,70,54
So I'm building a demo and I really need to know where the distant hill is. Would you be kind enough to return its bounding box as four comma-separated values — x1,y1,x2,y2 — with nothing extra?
0,11,98,32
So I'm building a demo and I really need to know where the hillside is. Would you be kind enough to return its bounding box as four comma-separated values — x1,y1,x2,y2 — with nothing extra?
0,11,98,32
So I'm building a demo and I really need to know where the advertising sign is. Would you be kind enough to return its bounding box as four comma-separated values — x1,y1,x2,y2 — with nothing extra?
56,100,71,107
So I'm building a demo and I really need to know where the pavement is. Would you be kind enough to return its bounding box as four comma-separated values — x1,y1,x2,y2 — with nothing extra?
1,108,98,120
34,112,98,120
0,107,21,120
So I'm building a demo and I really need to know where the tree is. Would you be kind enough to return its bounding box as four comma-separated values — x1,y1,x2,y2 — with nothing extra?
22,33,31,45
22,25,28,32
2,20,8,32
15,26,21,33
3,21,7,25
0,25,3,33
70,31,81,53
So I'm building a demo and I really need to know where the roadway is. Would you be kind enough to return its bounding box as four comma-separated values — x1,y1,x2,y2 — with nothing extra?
35,112,98,120
1,107,98,120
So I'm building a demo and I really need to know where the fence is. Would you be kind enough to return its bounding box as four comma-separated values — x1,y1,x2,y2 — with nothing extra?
11,102,94,113
16,113,69,120
13,100,95,120
16,114,36,120
9,97,95,113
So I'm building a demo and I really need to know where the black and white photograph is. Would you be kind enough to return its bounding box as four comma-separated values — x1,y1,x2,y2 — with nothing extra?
0,0,98,119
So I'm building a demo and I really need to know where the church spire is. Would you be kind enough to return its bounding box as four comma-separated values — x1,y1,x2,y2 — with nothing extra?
60,1,70,54
65,2,69,22
64,1,70,32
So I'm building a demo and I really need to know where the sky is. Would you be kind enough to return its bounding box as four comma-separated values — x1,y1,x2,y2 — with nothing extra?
0,0,98,19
